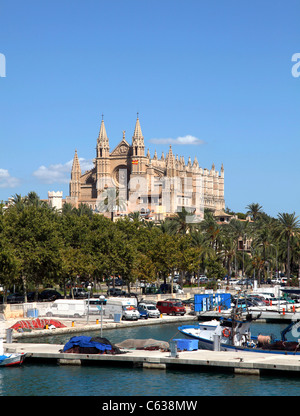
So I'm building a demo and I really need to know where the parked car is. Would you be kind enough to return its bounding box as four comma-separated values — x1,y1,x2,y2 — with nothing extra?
137,305,149,319
248,295,269,305
237,279,253,287
27,291,38,302
231,296,252,308
6,291,38,303
182,297,194,306
228,279,239,285
107,288,127,297
271,276,287,285
156,300,186,316
7,293,24,303
69,288,89,299
106,278,124,287
258,293,275,304
160,283,184,294
39,290,63,302
138,302,160,318
173,274,180,283
145,286,161,295
164,298,182,302
247,297,266,306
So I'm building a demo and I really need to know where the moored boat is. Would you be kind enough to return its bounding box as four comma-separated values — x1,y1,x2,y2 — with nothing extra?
179,293,300,355
0,352,26,367
0,339,26,366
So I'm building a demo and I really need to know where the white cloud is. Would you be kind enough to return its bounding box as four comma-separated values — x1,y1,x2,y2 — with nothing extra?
0,169,20,188
149,135,204,145
33,158,94,184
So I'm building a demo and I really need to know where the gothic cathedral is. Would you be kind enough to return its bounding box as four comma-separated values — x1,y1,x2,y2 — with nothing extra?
67,115,225,220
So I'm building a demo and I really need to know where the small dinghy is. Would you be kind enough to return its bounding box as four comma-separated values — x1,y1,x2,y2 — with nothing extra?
0,338,26,367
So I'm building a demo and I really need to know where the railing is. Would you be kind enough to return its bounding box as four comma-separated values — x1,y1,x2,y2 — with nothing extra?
4,302,52,318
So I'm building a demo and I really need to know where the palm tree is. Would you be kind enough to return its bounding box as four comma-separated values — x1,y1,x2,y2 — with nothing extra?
225,219,245,276
158,218,175,235
9,193,26,212
291,236,300,287
276,212,300,284
200,210,221,249
218,224,237,282
252,217,276,281
26,191,46,207
246,203,263,221
61,202,75,215
190,229,214,280
96,187,127,221
168,207,196,235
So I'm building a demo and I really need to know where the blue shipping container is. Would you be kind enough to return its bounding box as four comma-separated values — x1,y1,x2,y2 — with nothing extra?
173,339,198,351
114,313,121,322
27,308,39,318
194,293,231,312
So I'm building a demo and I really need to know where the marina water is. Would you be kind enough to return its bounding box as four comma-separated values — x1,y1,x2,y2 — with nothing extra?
1,321,300,396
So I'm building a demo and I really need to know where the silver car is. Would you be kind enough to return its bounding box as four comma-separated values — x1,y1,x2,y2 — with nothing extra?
139,303,160,318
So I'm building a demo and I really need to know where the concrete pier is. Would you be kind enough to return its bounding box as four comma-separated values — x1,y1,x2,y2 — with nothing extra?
6,314,197,340
5,342,300,377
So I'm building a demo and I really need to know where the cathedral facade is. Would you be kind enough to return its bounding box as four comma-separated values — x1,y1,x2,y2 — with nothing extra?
67,116,225,220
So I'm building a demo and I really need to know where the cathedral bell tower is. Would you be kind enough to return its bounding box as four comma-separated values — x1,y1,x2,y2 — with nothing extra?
96,116,111,196
69,149,81,206
131,113,146,175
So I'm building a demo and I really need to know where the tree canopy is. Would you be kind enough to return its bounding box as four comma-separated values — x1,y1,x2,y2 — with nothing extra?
0,194,300,299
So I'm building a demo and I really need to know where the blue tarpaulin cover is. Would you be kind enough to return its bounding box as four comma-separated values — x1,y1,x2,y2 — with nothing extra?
63,336,112,352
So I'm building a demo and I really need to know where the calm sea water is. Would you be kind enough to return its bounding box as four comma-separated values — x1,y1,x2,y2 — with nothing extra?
1,321,300,397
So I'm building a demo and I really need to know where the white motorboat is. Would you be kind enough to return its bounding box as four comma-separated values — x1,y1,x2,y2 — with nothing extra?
178,312,300,355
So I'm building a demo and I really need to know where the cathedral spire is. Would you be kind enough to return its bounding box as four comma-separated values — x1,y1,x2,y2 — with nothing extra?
132,113,144,141
132,113,144,157
70,149,81,200
71,149,81,177
166,145,176,176
97,116,109,158
98,116,108,143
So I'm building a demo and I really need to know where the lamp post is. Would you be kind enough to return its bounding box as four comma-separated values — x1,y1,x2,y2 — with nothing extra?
99,295,105,337
86,284,91,323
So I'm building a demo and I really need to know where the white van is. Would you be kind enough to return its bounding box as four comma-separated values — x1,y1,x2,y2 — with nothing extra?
104,297,139,321
45,299,86,318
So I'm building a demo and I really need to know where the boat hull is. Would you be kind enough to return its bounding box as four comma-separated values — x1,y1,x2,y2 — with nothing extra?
178,328,300,355
0,353,26,367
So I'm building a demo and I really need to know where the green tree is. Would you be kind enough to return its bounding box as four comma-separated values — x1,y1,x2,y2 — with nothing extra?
0,248,19,302
276,212,300,284
4,204,62,300
151,233,179,289
169,207,196,235
246,203,263,221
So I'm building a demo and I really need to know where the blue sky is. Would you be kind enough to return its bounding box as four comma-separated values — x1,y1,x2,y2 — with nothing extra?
0,0,300,217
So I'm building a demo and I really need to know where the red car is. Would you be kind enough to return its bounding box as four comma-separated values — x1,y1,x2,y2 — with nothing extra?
156,300,186,316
